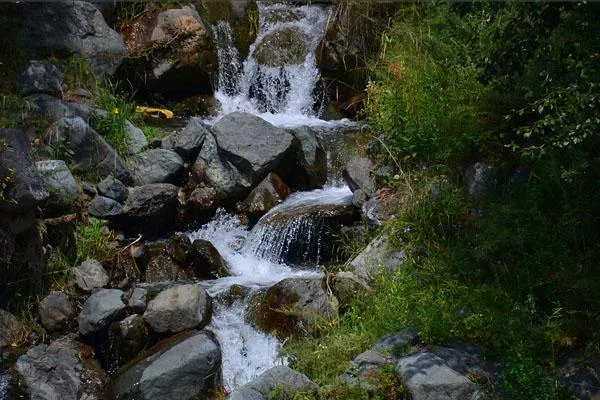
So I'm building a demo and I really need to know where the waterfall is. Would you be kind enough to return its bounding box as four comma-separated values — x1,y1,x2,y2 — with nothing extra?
211,2,341,128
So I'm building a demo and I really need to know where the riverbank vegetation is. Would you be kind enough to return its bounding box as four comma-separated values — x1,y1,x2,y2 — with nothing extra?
286,2,600,398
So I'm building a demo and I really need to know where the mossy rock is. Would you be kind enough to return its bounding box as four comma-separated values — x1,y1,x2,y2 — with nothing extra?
252,27,310,67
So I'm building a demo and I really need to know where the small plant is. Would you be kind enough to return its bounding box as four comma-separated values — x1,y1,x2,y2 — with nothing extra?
75,218,111,263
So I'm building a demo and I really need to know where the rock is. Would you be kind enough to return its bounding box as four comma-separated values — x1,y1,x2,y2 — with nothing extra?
397,351,483,400
74,259,109,292
25,93,100,121
119,6,216,95
143,284,212,334
464,162,497,203
174,117,210,161
127,287,148,314
250,278,338,338
16,335,106,400
0,309,25,349
187,185,217,213
145,254,182,282
558,351,600,400
343,156,375,198
89,195,123,218
253,27,310,67
118,183,179,237
166,234,193,265
229,366,318,400
290,126,327,190
130,149,184,185
97,175,128,203
18,60,64,96
112,314,149,365
39,291,74,332
329,271,370,310
349,233,405,283
110,331,221,400
190,239,229,279
243,173,291,221
123,120,148,155
0,129,49,214
35,160,78,210
47,117,133,184
18,1,125,74
78,289,126,336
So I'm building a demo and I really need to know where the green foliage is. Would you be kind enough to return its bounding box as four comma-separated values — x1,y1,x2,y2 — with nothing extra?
500,352,564,400
75,218,110,263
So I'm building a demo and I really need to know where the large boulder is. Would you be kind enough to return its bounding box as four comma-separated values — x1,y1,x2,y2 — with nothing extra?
110,331,221,400
130,149,184,185
47,117,133,184
290,126,327,190
18,60,64,96
252,27,310,67
229,366,318,400
119,6,216,96
74,259,109,292
174,117,211,162
118,183,179,236
17,1,125,74
78,289,126,336
249,277,338,338
35,160,78,211
39,291,74,332
143,284,212,334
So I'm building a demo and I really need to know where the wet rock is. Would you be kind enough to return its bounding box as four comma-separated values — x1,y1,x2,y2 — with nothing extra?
229,366,318,400
349,233,405,283
188,185,217,213
47,117,133,184
143,284,212,334
124,120,148,155
119,6,216,95
97,175,128,203
464,162,497,203
39,291,74,332
190,239,229,279
174,117,210,161
127,287,148,314
244,173,291,221
17,1,125,74
112,314,149,366
290,126,327,190
78,289,126,336
0,129,49,214
74,259,109,292
253,27,310,67
397,351,484,400
145,254,182,282
118,183,179,237
166,234,193,265
35,160,78,210
110,331,221,400
250,278,338,338
215,284,251,308
18,60,64,96
329,271,370,310
0,309,25,349
130,149,184,185
89,195,123,218
16,335,106,400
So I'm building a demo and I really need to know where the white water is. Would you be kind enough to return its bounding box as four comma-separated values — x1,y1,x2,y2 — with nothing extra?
210,2,354,129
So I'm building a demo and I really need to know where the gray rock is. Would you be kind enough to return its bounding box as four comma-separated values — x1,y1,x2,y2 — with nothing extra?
19,60,64,96
145,254,182,282
39,291,74,332
244,173,291,220
111,331,221,400
47,117,133,184
78,289,126,336
0,309,25,349
119,183,179,236
187,185,217,212
35,160,78,209
124,120,148,155
252,27,310,67
143,284,212,334
89,195,123,218
558,352,600,400
290,126,327,190
250,278,338,338
97,175,128,203
74,259,109,292
18,1,125,75
464,162,497,203
130,149,184,185
0,129,49,214
174,117,210,161
349,233,405,283
397,351,483,400
190,239,229,279
25,94,101,121
16,335,106,400
343,156,375,198
229,366,318,400
329,271,371,310
127,287,148,314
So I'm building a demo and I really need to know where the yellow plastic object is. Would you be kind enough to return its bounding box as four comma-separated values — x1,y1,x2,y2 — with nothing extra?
135,106,174,119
